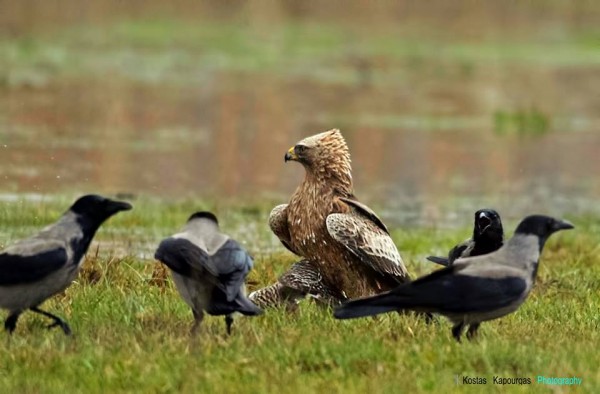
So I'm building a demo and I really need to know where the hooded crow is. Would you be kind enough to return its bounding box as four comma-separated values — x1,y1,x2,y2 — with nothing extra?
427,209,504,267
154,211,262,335
334,215,573,341
0,194,132,335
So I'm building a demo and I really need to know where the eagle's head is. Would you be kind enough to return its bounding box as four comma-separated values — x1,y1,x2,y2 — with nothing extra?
284,129,353,190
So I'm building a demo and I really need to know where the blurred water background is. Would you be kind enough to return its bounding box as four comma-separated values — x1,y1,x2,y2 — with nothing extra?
1,1,598,227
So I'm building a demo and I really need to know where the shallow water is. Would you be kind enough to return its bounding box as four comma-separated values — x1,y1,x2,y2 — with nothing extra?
1,1,598,226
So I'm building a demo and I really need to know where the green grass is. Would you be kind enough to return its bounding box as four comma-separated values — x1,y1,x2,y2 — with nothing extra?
0,196,598,393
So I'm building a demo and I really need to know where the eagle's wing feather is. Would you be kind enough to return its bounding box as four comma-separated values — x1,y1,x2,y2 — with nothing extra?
338,197,389,234
268,204,300,255
249,260,343,308
279,259,343,302
326,203,408,281
278,259,320,293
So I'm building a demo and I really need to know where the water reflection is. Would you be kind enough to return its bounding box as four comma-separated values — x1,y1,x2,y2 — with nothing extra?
1,1,598,225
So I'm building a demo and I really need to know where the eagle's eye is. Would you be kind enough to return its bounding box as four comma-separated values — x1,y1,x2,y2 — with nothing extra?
295,145,307,155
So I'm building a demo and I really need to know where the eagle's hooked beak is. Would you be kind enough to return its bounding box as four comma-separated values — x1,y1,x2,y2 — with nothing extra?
284,146,298,162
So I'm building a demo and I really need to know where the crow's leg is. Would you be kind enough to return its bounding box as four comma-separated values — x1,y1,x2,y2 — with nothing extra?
191,309,204,335
30,307,71,335
466,323,480,340
4,311,21,334
225,314,234,335
451,322,465,342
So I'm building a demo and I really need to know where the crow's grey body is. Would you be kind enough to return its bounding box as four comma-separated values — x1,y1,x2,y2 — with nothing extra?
155,212,262,334
335,215,573,341
0,195,132,335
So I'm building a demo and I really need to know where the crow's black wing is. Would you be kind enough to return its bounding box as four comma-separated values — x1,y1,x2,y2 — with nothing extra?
335,265,526,319
211,239,253,302
154,237,214,277
426,239,472,266
0,247,68,285
448,240,473,264
392,266,527,313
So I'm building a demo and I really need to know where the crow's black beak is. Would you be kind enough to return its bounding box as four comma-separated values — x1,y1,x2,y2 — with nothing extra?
553,219,574,232
112,201,133,212
476,214,492,234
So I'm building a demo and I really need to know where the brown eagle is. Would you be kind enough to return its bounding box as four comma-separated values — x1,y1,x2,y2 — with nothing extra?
251,129,409,307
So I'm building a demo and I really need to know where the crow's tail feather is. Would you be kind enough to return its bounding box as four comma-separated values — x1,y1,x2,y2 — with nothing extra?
333,291,411,319
235,295,263,316
426,255,450,266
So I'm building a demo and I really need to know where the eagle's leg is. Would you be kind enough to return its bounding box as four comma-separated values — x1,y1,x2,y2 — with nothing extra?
191,309,204,336
466,323,480,340
4,311,21,334
30,307,71,335
451,322,465,342
225,314,234,335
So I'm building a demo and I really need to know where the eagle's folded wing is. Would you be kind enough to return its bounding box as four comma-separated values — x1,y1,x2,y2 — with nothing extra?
326,201,409,282
279,259,342,302
268,204,300,255
338,197,389,233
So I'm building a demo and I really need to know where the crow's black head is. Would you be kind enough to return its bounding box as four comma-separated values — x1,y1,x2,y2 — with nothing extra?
473,209,503,240
187,211,219,224
514,215,574,246
70,194,132,223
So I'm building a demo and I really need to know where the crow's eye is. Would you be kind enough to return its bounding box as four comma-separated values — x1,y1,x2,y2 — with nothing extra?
295,145,307,154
